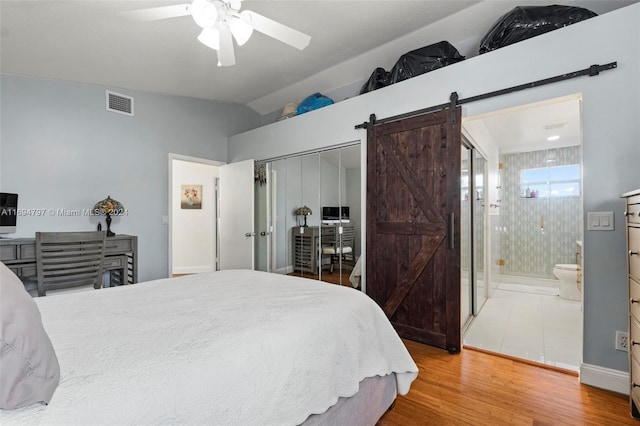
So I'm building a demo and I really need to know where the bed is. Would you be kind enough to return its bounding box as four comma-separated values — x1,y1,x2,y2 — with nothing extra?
0,267,418,425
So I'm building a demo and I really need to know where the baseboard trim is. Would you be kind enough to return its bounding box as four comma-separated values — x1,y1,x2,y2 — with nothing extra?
275,266,293,275
464,345,579,376
580,363,629,395
172,266,213,274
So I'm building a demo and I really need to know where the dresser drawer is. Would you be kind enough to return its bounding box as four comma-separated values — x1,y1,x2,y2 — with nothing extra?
628,203,640,224
630,227,640,280
632,317,640,361
633,355,640,407
105,237,134,254
0,244,17,261
103,255,127,269
20,244,36,260
630,278,640,320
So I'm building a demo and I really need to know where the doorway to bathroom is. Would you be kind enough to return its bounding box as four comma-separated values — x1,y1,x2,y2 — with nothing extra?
461,94,584,373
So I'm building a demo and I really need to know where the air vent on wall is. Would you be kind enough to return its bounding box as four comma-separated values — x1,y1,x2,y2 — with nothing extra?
106,90,134,116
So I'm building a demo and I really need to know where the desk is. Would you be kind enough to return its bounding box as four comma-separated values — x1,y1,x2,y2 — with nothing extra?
0,234,138,286
292,225,353,273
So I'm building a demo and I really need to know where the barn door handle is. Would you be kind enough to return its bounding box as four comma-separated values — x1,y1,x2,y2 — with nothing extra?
448,212,455,250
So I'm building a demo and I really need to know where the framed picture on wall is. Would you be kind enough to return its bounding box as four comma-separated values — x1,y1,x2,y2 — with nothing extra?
181,185,202,209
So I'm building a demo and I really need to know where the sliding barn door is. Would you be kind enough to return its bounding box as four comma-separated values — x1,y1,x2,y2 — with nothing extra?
366,108,461,353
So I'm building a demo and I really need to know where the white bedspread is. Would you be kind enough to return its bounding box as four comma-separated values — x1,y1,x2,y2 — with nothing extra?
0,270,418,425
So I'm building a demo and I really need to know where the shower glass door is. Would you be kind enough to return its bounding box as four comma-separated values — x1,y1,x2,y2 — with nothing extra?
461,145,472,328
461,143,488,330
473,151,487,313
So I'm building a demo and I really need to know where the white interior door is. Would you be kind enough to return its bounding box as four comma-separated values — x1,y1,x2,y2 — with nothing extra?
219,159,255,270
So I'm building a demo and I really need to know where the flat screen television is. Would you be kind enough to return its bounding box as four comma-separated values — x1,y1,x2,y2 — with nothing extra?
0,192,18,234
322,206,349,223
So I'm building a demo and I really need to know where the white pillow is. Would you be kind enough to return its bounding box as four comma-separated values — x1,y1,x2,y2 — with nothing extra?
0,262,60,409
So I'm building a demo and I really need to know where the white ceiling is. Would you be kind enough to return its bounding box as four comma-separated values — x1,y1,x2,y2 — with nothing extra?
463,95,582,154
0,0,636,117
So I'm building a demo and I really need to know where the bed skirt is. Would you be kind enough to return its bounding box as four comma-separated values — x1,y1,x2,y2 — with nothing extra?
302,373,397,425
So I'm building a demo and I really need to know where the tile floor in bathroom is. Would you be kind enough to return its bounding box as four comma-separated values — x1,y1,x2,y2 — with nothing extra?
463,282,582,372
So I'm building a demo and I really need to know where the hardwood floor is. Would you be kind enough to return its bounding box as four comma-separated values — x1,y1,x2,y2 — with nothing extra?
378,340,635,425
288,270,356,287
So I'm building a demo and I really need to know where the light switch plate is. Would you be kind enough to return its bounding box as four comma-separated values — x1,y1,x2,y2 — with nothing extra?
587,212,614,231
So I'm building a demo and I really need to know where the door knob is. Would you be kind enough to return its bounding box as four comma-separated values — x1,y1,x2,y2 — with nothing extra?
631,251,639,257
245,232,255,237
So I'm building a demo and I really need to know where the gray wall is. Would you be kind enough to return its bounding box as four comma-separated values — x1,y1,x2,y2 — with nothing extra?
0,74,261,282
228,5,640,377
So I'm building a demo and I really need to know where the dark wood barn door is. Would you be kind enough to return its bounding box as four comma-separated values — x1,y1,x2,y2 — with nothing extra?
366,108,461,352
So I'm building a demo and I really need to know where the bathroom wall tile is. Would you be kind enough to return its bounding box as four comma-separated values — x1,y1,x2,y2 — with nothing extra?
498,146,582,279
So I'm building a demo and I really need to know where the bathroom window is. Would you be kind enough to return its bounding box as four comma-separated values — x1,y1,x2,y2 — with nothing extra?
520,164,580,198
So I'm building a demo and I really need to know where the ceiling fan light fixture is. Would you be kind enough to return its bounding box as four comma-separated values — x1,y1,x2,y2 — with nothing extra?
198,27,220,50
230,14,253,46
191,0,218,28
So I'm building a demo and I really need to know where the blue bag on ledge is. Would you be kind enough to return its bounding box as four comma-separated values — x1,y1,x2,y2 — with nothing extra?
296,93,334,115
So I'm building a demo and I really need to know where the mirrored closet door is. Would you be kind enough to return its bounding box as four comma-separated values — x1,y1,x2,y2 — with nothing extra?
257,144,361,288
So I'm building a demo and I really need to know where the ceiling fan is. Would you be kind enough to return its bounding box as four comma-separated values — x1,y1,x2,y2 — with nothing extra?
121,0,311,67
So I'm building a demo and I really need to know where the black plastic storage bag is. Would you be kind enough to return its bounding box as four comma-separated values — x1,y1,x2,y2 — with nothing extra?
389,41,465,84
359,67,392,95
479,5,597,54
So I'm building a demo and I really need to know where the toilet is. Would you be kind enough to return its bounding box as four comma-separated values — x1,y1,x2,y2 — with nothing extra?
553,264,581,301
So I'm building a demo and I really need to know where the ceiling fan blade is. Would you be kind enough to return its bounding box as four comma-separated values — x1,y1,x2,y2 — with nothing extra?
218,22,236,67
120,4,191,22
241,10,310,50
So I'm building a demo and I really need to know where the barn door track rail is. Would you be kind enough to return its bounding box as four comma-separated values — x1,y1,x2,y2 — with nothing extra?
355,61,617,129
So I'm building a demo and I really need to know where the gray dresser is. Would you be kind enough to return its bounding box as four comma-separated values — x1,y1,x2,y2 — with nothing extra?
624,189,640,418
0,234,138,287
292,225,353,273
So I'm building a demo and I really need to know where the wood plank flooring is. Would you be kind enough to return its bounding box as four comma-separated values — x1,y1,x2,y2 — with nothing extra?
378,340,635,425
288,270,355,287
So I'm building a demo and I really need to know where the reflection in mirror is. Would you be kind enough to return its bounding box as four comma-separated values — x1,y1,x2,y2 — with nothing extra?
264,144,361,289
318,145,361,287
292,154,320,277
254,162,271,272
339,145,361,287
269,158,290,275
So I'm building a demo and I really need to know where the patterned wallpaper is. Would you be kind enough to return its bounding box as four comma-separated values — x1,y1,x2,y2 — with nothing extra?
494,146,583,279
